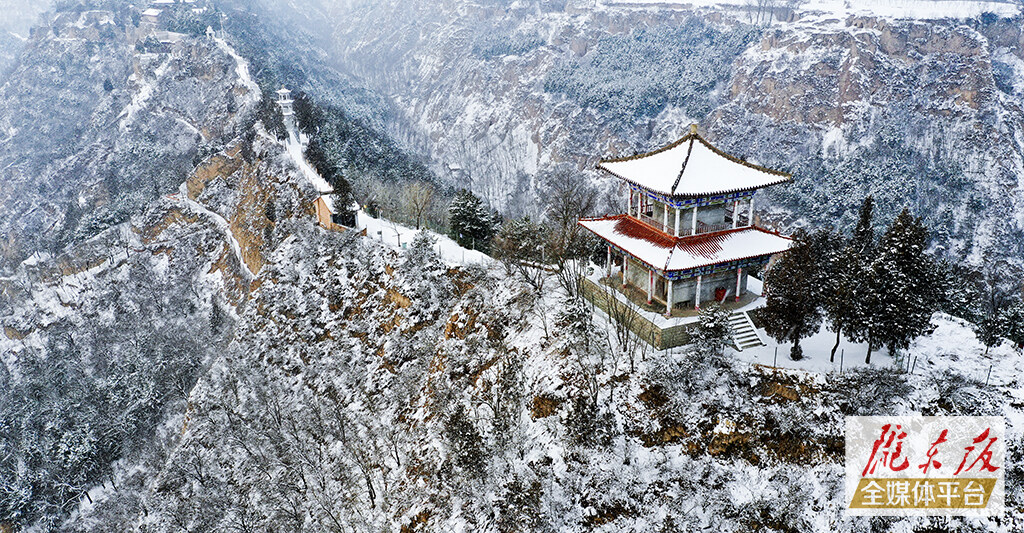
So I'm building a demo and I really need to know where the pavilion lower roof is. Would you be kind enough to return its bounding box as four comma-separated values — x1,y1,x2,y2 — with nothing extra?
579,215,793,272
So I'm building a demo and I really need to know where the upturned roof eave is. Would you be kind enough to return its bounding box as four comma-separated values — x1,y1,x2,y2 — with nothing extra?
597,164,792,198
596,132,793,197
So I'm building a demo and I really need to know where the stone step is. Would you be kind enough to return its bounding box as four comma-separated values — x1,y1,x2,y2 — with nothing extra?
729,310,765,351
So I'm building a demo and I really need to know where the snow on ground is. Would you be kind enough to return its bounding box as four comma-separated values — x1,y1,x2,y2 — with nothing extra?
283,129,333,195
731,311,1022,389
118,56,172,130
274,110,488,268
214,37,260,97
175,183,255,279
802,0,1022,19
356,210,491,267
732,321,896,373
906,313,1022,387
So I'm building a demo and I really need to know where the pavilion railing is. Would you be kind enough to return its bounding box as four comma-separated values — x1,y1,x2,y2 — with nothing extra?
694,221,735,235
638,214,668,233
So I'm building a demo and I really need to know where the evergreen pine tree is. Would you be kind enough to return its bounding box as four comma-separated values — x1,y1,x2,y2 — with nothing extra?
304,137,356,225
819,197,876,364
761,229,824,360
851,195,875,253
448,189,494,252
998,301,1024,349
868,209,941,360
811,229,848,362
976,314,1003,355
937,261,986,323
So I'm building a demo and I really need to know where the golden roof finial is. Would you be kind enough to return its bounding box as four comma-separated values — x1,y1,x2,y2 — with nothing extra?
690,123,698,135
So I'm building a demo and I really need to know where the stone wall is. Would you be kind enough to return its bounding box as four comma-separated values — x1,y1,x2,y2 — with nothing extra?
581,277,695,350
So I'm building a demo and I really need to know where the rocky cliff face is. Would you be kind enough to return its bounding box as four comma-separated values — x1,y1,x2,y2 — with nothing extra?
0,7,259,271
283,0,1024,271
711,14,1024,264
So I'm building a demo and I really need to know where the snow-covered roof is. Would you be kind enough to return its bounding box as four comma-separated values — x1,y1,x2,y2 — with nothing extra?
597,133,790,197
579,215,792,272
141,8,163,17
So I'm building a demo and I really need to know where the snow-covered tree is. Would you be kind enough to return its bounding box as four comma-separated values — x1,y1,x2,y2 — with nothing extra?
998,301,1024,350
761,229,824,360
448,189,494,252
493,216,547,292
691,303,732,358
398,231,453,321
976,314,1004,355
823,197,876,362
867,208,942,360
541,168,598,296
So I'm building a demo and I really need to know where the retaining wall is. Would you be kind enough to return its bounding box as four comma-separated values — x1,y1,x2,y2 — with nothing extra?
581,277,695,350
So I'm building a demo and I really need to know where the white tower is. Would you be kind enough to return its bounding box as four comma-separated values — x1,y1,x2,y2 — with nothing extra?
276,87,294,117
276,86,296,134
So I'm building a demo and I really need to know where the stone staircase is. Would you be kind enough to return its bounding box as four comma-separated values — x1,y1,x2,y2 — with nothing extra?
729,311,765,351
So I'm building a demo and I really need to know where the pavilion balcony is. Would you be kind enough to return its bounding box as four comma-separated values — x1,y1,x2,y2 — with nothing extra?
596,272,760,318
637,213,668,233
694,220,734,235
637,212,740,237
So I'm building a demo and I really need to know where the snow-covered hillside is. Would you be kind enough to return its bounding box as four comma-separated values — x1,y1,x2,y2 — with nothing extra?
0,7,261,272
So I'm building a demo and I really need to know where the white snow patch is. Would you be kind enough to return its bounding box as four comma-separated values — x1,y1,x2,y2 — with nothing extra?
602,0,1022,19
283,127,334,194
733,321,895,373
356,211,491,267
118,58,172,130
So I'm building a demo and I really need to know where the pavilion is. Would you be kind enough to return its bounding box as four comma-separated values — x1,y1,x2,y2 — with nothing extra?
579,125,793,317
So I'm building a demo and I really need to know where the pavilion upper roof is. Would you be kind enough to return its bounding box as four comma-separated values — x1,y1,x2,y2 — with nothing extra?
579,215,792,272
597,132,791,197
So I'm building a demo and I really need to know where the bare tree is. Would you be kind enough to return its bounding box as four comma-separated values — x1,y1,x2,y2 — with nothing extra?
541,168,598,297
599,282,648,373
401,181,435,230
493,217,550,294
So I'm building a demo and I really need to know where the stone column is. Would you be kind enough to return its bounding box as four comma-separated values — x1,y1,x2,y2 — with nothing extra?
695,275,702,310
748,195,755,227
622,256,627,287
732,200,739,228
647,269,654,304
662,202,669,231
606,246,612,279
665,278,674,317
735,267,743,301
691,205,698,235
674,207,680,236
